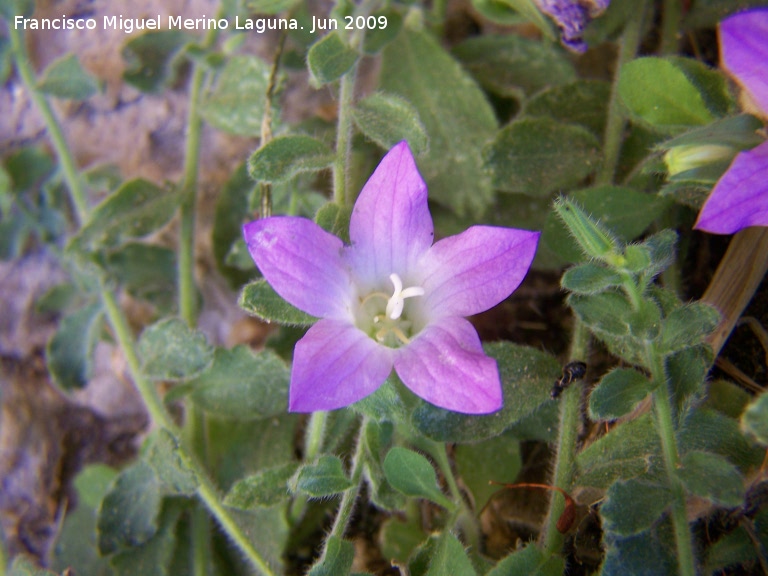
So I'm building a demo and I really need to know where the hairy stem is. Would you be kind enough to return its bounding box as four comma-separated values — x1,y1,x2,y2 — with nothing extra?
597,0,648,186
542,319,590,554
8,24,89,225
333,66,357,206
647,344,697,576
326,422,367,543
289,410,329,523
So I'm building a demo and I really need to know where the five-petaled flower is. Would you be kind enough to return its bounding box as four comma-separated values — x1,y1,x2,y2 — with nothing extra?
694,8,768,234
243,142,539,414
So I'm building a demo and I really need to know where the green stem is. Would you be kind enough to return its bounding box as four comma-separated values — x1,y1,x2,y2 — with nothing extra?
326,422,366,542
333,65,357,205
596,0,648,186
430,442,481,554
178,26,219,326
196,477,278,576
289,411,329,523
660,0,682,55
647,345,697,576
8,24,89,225
542,318,590,555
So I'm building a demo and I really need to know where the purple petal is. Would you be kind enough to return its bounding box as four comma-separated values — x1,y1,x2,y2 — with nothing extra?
243,217,353,318
535,0,609,53
394,317,502,414
418,226,540,318
720,9,768,114
347,142,433,288
289,319,393,412
694,142,768,234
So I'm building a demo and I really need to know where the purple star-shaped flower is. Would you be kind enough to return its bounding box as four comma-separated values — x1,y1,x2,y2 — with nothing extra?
694,9,768,234
243,142,539,414
535,0,610,53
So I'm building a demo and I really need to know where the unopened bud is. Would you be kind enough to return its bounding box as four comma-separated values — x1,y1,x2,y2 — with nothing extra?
664,144,736,178
554,197,618,261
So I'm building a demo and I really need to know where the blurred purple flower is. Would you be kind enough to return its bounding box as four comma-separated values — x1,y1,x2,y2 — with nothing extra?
243,142,539,414
695,9,768,234
535,0,610,53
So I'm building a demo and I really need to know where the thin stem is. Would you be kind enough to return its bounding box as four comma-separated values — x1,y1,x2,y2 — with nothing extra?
178,26,219,326
8,24,89,225
596,0,648,186
326,422,366,541
333,66,357,205
430,442,481,554
542,319,590,554
196,477,278,576
660,0,682,55
289,411,329,523
647,344,697,576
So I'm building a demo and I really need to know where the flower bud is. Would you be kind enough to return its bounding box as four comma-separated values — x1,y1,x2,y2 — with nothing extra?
554,197,618,261
664,144,736,178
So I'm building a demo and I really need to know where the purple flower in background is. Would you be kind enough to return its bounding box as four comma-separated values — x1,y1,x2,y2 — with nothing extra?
243,142,539,414
535,0,610,53
694,9,768,234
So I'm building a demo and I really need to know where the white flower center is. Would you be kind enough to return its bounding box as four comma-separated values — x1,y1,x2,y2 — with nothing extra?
356,273,425,348
385,273,425,320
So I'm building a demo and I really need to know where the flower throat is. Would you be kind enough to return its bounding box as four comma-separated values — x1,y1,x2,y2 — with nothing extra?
357,273,424,348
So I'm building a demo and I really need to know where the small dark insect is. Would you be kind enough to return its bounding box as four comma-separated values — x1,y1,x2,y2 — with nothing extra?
551,361,587,399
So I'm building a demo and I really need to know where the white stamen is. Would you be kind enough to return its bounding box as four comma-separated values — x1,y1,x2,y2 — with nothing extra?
385,273,424,320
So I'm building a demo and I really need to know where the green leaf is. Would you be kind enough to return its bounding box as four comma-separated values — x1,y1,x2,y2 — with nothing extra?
677,451,744,507
382,447,454,510
576,415,661,488
485,117,601,196
352,93,428,154
410,342,560,443
601,478,673,536
212,163,256,289
46,301,103,390
188,346,289,420
619,57,716,130
248,135,334,183
381,29,497,217
71,179,183,251
110,501,182,576
360,419,406,511
600,521,679,576
307,536,355,576
144,428,199,495
589,368,656,421
658,302,720,355
659,114,764,152
380,515,427,564
103,243,177,312
97,461,162,555
138,318,213,382
224,462,300,509
293,455,353,497
741,390,768,446
361,10,403,55
239,279,318,326
525,80,612,137
561,263,623,295
452,34,573,98
679,408,765,473
314,202,352,244
200,55,270,136
307,30,359,85
569,290,633,337
425,532,476,576
454,435,522,512
122,30,190,93
487,542,564,576
37,54,99,100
